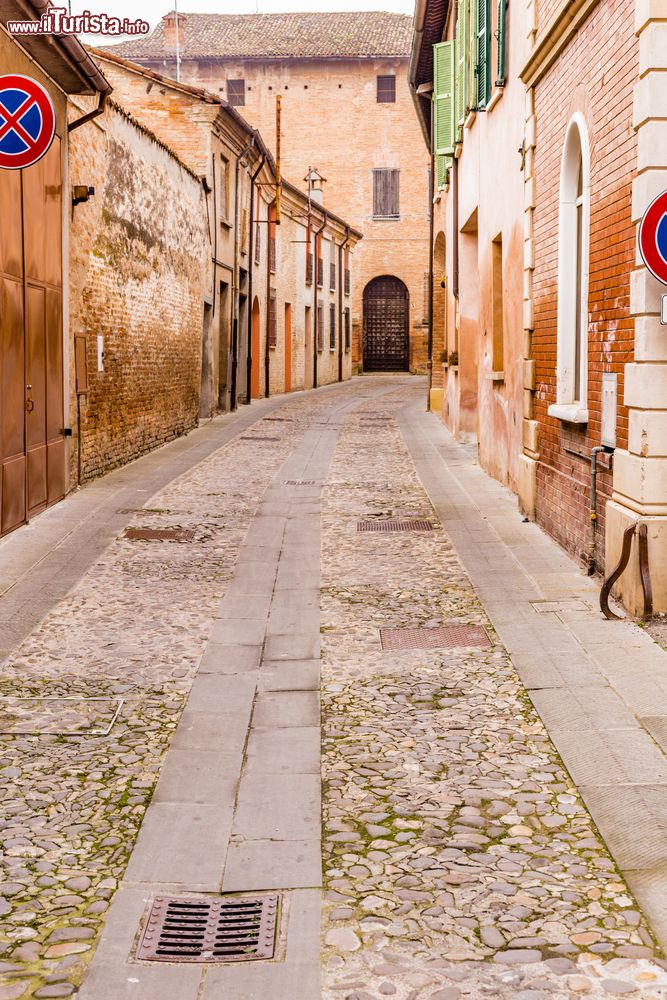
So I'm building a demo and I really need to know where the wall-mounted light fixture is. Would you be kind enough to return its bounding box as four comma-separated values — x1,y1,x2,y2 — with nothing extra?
72,185,95,207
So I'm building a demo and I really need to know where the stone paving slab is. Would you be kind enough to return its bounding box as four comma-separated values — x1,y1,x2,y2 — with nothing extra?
252,691,320,728
124,801,233,887
244,726,320,774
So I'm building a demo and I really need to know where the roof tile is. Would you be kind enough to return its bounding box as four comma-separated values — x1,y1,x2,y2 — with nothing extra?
104,10,413,61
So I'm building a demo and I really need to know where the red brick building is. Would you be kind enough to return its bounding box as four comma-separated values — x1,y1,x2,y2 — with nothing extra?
105,11,431,375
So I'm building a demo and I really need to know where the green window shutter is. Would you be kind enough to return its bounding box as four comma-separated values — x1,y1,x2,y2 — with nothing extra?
455,0,469,135
496,0,507,85
436,154,452,189
433,41,456,157
475,0,490,108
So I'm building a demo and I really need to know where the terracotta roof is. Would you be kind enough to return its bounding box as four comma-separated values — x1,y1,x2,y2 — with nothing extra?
103,11,413,61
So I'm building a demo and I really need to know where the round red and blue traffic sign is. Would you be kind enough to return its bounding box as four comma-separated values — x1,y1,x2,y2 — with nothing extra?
0,74,56,171
639,189,667,286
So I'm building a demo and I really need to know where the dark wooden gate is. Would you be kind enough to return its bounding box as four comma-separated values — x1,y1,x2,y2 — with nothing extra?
0,139,65,537
363,276,409,372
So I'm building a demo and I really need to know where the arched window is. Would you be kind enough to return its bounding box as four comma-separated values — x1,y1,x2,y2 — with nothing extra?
549,114,590,423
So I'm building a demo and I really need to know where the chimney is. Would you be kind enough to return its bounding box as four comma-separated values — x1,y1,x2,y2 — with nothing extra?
163,11,185,51
305,167,326,206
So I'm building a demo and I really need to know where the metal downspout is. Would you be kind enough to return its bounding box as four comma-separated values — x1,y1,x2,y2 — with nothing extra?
312,211,327,389
427,149,435,410
68,91,108,132
588,446,606,575
232,135,256,409
264,207,271,399
338,226,351,383
246,151,265,405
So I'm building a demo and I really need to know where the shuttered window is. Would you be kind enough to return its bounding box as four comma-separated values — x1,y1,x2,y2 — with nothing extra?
255,221,261,264
436,154,452,189
454,0,469,136
344,308,351,351
329,303,336,351
475,0,491,108
227,79,245,106
268,290,277,348
433,42,455,157
496,0,507,85
316,303,324,351
377,75,396,103
373,169,400,218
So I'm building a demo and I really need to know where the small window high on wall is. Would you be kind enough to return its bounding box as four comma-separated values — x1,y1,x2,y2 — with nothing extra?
373,169,400,219
227,79,245,106
549,113,590,424
377,75,396,103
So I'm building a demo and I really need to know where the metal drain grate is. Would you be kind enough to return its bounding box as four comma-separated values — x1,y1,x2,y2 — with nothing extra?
380,624,492,651
124,527,195,542
137,895,279,963
357,519,434,533
239,436,281,442
283,479,319,486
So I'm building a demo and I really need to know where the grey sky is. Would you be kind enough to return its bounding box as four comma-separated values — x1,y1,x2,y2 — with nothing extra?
75,0,414,43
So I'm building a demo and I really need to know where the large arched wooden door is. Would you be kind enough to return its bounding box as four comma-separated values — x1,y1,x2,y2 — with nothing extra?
363,276,409,372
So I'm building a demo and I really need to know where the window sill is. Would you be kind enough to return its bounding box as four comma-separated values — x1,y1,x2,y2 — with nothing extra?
372,216,400,222
464,110,477,130
486,370,505,382
548,402,589,424
486,85,505,113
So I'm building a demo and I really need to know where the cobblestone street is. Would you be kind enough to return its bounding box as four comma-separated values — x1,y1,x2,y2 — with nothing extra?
1,377,667,999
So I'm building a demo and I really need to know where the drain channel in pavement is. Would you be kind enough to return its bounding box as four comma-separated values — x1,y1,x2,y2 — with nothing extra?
123,527,195,542
136,894,280,963
357,519,435,533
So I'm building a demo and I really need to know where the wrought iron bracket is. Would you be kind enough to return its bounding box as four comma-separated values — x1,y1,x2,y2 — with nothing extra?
600,522,653,621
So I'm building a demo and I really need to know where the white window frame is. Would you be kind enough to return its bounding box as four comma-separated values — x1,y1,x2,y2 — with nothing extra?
549,112,590,424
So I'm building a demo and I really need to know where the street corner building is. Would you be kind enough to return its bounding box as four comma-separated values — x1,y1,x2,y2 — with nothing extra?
0,11,360,539
409,0,667,615
103,10,432,376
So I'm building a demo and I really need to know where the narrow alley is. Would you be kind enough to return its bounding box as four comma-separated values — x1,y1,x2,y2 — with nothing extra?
1,377,667,999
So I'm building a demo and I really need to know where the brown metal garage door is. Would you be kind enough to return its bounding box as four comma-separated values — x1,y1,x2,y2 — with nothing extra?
363,276,409,372
0,139,65,537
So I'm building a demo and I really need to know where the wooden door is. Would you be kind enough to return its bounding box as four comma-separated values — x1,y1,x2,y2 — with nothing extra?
251,297,261,399
284,303,292,393
304,306,313,389
0,138,64,535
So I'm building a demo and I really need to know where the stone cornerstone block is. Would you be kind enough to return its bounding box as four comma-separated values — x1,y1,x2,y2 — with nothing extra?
613,449,667,514
624,361,667,408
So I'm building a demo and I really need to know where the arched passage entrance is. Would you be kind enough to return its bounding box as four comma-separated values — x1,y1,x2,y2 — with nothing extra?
251,297,261,400
363,276,409,372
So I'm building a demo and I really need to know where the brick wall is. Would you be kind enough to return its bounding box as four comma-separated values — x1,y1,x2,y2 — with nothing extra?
531,0,637,569
68,102,208,483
